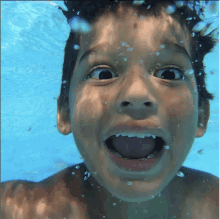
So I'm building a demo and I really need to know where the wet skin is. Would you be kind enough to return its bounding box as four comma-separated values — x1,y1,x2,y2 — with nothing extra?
56,5,217,218
1,5,219,219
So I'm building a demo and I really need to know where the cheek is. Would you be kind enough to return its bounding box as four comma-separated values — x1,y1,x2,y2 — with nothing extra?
71,87,104,136
167,90,194,117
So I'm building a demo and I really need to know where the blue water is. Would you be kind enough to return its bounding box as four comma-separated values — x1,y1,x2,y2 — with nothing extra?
1,1,219,182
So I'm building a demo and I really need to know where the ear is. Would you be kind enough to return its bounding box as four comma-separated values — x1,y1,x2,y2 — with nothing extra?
196,101,210,137
57,95,72,135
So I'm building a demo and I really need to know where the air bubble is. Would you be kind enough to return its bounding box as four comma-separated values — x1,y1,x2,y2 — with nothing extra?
165,5,176,14
74,44,80,50
121,42,128,47
77,11,80,15
133,0,145,5
147,5,151,9
156,63,161,68
71,172,75,175
156,52,160,56
62,80,67,84
150,195,155,199
186,69,194,75
68,16,92,33
175,1,185,8
176,171,185,177
75,165,80,169
159,44,165,49
84,176,88,180
127,181,132,186
149,69,153,73
113,203,116,206
164,145,170,150
124,58,128,62
127,47,134,51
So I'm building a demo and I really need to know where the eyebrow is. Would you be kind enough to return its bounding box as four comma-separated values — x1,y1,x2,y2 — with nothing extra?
79,40,191,64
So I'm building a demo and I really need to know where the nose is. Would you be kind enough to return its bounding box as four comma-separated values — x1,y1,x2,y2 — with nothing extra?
116,72,158,120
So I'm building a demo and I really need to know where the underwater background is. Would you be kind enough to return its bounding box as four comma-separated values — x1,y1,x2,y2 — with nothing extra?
1,1,219,182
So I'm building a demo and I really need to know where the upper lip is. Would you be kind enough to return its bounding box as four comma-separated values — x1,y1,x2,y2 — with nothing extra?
103,124,169,144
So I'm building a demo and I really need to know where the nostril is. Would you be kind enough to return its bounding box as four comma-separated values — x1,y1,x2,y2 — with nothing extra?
145,102,151,106
122,102,129,107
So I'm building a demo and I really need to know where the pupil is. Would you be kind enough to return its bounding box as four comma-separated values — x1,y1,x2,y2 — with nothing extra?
162,70,175,79
99,70,113,79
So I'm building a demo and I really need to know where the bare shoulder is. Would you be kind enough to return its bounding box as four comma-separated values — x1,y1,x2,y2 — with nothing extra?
0,163,89,219
179,166,219,219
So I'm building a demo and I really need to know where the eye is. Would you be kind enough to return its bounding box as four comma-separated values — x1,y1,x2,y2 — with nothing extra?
154,68,185,80
87,66,118,80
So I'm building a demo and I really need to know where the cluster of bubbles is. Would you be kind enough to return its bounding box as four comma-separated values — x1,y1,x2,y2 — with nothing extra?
64,0,219,41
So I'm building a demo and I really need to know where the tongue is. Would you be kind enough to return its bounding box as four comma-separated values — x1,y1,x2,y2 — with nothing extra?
111,136,155,159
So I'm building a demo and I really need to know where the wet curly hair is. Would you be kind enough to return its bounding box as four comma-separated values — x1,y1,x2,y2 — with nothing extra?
58,0,217,111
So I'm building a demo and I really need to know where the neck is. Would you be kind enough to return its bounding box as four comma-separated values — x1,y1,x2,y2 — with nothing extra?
85,169,172,219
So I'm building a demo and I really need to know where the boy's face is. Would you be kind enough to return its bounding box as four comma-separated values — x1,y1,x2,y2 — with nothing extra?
58,7,209,203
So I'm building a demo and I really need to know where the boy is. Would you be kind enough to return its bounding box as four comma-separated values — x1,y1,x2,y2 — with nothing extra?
1,1,219,218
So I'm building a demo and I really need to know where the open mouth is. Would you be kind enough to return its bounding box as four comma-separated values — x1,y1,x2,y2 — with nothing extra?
105,135,165,160
104,135,166,171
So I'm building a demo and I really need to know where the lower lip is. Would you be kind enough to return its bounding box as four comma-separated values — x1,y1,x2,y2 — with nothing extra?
105,144,164,171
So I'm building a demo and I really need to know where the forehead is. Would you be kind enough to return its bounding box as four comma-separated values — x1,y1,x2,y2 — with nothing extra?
78,6,192,63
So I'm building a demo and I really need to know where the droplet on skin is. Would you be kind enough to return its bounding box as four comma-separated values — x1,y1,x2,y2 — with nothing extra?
124,58,128,62
159,44,165,49
127,47,134,51
164,145,170,149
127,181,132,186
75,165,80,169
156,63,161,68
121,42,129,47
185,69,194,75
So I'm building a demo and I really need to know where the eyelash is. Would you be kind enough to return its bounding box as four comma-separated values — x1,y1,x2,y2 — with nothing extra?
85,65,186,81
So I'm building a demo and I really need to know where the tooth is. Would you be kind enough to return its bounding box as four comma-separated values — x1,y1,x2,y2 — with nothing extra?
114,152,122,157
147,153,155,159
139,158,148,161
114,133,158,139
